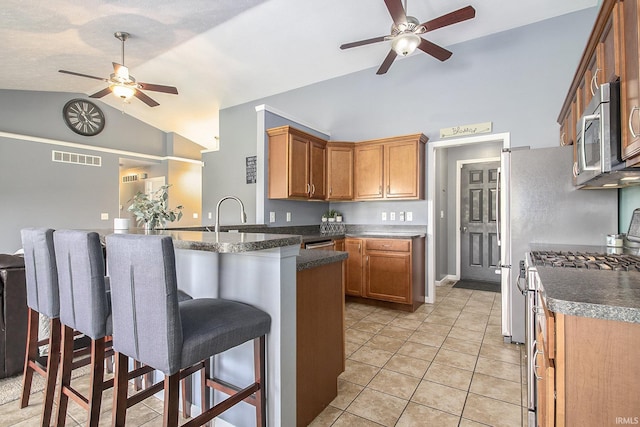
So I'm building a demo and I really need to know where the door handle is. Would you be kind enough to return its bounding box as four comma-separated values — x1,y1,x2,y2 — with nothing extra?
461,226,468,233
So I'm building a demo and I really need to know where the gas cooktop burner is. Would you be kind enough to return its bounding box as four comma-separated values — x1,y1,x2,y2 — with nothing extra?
531,250,640,271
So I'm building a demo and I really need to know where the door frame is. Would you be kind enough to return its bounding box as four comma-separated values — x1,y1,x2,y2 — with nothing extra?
426,132,511,304
455,157,500,282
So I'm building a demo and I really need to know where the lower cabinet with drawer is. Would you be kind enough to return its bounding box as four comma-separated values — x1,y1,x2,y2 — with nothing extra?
345,236,424,312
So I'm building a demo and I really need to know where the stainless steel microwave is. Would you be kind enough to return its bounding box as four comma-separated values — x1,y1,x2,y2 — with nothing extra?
574,81,625,187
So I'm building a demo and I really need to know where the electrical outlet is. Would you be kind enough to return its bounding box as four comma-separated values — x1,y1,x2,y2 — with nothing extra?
100,213,109,220
440,210,445,219
406,211,413,221
381,212,387,221
399,212,405,221
286,212,292,222
269,211,276,223
208,212,212,219
390,212,396,221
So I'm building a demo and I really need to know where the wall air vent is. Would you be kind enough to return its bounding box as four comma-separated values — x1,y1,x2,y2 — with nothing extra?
122,174,139,183
52,150,101,167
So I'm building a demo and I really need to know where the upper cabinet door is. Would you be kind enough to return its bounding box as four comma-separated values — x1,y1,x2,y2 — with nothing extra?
385,140,420,199
288,133,311,198
308,139,326,200
327,143,354,200
621,0,640,163
354,144,384,199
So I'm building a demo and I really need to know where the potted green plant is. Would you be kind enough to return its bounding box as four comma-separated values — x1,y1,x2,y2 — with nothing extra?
128,184,183,230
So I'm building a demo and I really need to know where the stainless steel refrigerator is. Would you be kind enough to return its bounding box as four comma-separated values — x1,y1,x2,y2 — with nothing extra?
502,145,618,343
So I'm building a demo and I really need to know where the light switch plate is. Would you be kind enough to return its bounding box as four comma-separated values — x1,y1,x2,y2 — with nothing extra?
406,211,413,221
100,213,109,220
286,212,291,222
390,212,396,221
399,212,405,221
381,212,387,221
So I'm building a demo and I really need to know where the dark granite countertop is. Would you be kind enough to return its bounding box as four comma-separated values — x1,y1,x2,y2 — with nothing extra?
99,229,301,253
296,249,348,271
535,262,640,324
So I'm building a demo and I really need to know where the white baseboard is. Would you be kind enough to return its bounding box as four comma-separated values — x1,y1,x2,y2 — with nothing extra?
436,275,457,287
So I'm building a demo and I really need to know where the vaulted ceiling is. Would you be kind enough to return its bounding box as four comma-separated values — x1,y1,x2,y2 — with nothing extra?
2,0,598,149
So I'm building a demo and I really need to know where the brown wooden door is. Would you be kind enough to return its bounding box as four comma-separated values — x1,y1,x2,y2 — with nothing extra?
364,250,411,304
327,144,354,200
621,0,640,162
309,140,326,200
385,140,418,199
345,239,363,296
288,134,310,198
460,161,500,283
599,3,621,84
354,144,384,199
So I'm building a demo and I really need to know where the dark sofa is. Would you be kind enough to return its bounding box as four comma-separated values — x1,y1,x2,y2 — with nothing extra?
0,254,27,378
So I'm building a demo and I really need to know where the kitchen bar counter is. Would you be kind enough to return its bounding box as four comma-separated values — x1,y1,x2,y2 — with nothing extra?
297,249,347,271
536,266,640,324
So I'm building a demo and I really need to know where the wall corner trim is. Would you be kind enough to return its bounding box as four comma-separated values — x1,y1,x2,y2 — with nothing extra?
254,104,331,138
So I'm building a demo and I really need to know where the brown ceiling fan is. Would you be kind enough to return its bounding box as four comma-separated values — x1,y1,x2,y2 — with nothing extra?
59,32,178,107
340,0,476,75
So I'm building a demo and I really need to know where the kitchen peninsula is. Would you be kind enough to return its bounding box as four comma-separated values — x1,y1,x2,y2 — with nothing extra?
103,229,326,427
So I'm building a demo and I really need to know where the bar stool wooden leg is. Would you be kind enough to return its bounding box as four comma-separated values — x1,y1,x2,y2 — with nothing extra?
163,373,180,427
88,339,106,427
254,336,266,427
112,352,129,427
55,325,75,427
41,318,61,427
20,308,39,408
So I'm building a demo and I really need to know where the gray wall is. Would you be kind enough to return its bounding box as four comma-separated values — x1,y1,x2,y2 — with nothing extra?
207,7,599,230
0,90,200,253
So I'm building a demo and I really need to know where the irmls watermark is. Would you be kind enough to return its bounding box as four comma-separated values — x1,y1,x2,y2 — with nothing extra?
616,416,640,425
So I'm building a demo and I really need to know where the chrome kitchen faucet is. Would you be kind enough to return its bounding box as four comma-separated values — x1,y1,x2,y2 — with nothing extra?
214,196,247,232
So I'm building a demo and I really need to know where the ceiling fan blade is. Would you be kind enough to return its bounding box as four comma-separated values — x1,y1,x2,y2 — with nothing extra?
89,87,112,98
384,0,407,25
376,50,398,75
134,90,160,107
418,38,452,61
112,62,129,80
59,70,108,82
137,82,179,95
421,5,476,32
340,36,388,50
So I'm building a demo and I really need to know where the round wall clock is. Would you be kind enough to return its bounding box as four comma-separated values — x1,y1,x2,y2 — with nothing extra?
62,99,105,136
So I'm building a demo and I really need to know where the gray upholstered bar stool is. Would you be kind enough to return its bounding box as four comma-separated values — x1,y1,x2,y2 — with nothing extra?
53,230,113,427
106,234,270,427
20,227,65,427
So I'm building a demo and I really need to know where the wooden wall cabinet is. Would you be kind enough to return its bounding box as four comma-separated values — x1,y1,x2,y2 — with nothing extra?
326,142,354,200
345,236,425,312
267,126,327,200
354,134,427,201
621,0,640,163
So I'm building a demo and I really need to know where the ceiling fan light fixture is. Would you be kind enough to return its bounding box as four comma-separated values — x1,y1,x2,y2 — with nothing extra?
111,83,135,100
392,33,421,56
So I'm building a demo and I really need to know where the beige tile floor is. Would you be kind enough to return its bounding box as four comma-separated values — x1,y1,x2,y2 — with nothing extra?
0,281,525,426
310,281,525,427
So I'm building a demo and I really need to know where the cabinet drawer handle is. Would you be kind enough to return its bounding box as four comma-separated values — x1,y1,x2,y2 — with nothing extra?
630,106,640,138
306,184,310,194
560,132,566,146
311,184,315,195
